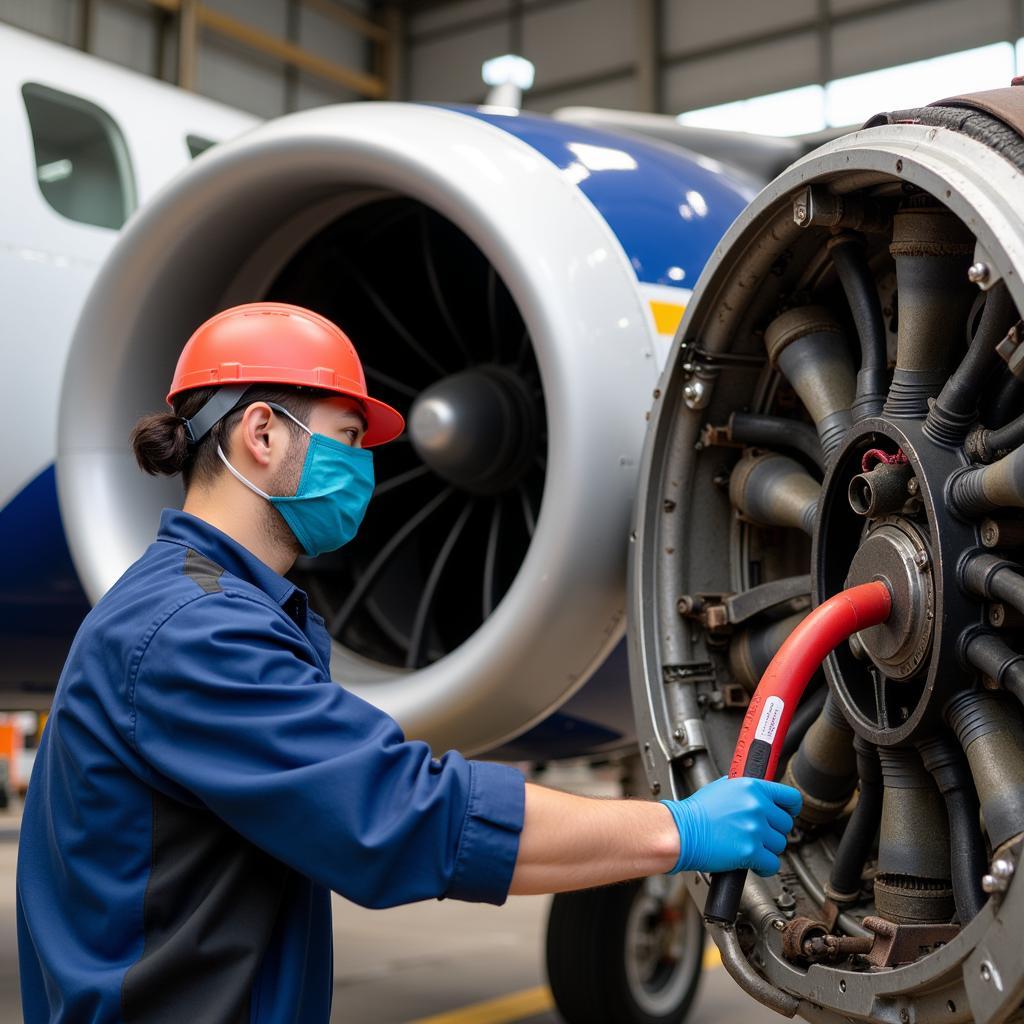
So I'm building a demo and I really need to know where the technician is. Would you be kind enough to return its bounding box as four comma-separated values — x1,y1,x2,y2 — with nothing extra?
17,302,801,1023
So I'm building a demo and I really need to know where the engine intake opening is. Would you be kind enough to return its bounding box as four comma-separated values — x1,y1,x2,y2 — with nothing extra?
266,198,548,670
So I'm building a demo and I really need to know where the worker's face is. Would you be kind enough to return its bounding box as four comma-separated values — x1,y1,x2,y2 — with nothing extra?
305,396,368,449
267,396,368,498
231,396,369,556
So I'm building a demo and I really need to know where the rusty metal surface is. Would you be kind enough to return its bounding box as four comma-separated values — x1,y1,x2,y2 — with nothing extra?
862,916,960,968
931,86,1024,139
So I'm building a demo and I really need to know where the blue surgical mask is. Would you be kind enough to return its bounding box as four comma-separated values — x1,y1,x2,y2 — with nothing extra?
217,402,374,557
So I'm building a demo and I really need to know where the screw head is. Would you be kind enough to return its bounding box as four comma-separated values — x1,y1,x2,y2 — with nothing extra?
683,380,707,409
990,604,1006,627
968,261,991,284
771,918,786,931
992,857,1014,880
907,477,920,495
650,781,661,796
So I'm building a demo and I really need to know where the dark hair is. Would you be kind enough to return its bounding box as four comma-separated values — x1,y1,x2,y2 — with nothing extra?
130,385,330,489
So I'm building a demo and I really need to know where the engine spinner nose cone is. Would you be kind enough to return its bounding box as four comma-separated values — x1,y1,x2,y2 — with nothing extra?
409,367,539,495
845,518,935,680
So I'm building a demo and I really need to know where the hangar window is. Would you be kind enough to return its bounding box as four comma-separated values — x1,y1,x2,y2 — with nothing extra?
21,83,136,231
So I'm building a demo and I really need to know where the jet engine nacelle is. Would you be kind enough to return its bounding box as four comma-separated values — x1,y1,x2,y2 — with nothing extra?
58,101,749,756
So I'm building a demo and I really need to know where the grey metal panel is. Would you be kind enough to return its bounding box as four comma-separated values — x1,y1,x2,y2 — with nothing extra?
197,35,288,118
523,0,634,91
830,0,1012,79
91,2,160,78
527,73,637,114
0,0,76,45
409,20,508,101
410,0,508,37
662,0,817,58
663,29,820,113
296,5,369,74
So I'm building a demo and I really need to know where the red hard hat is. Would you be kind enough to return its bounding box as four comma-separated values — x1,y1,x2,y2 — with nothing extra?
166,302,404,447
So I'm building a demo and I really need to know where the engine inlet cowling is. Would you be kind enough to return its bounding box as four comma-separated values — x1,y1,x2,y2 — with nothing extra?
58,102,741,755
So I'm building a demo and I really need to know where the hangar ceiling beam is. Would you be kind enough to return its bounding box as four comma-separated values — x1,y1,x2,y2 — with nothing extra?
134,0,394,98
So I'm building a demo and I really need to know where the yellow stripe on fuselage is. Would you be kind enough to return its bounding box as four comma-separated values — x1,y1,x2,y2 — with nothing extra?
649,299,686,336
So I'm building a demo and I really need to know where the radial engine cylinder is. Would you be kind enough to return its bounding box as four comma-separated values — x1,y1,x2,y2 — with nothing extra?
947,690,1024,855
728,451,820,535
884,206,976,418
764,306,856,461
874,746,954,924
782,692,857,825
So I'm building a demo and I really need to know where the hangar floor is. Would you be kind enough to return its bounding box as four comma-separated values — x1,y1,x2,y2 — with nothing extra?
0,764,778,1023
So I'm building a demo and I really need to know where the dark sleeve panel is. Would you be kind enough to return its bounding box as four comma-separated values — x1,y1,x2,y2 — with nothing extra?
131,591,525,909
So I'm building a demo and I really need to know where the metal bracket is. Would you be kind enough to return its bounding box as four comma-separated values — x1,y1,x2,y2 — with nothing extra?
679,341,765,410
662,661,716,685
671,717,709,756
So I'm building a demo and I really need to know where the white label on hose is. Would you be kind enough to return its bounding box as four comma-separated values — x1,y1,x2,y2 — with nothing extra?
755,696,785,744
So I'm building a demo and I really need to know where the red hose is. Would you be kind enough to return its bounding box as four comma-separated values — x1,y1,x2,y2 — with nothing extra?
729,580,892,782
705,580,892,924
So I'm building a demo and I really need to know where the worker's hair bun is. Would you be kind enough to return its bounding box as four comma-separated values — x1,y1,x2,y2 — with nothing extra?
130,412,190,477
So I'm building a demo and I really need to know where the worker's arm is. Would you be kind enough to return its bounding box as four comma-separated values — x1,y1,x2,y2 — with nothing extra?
509,784,677,893
509,775,803,895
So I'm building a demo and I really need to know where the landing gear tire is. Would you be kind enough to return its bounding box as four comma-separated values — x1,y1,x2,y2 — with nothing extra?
545,876,704,1024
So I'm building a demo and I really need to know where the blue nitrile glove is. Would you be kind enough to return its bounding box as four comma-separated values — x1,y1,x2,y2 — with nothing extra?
660,776,802,877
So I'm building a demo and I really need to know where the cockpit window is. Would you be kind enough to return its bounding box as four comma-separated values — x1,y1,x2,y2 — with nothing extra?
21,83,136,230
186,134,217,159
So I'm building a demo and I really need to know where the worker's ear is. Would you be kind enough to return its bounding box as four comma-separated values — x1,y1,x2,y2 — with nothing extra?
236,401,277,468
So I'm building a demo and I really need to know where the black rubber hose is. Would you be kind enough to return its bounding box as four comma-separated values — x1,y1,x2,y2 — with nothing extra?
963,631,1024,707
917,733,988,923
925,283,1016,445
779,682,827,764
827,736,882,903
985,410,1024,458
728,412,824,471
829,234,887,420
961,553,1024,617
991,375,1024,428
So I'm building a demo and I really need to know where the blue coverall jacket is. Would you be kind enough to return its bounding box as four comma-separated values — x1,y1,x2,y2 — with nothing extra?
17,509,526,1023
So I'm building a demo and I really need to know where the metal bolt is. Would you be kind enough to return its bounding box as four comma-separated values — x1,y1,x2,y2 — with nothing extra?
907,477,920,496
982,857,1015,893
673,727,686,743
990,604,1006,627
913,550,929,570
683,380,707,409
771,918,786,931
980,962,993,982
968,262,991,285
899,1010,910,1023
774,889,796,911
650,781,661,796
982,519,1000,547
793,202,809,226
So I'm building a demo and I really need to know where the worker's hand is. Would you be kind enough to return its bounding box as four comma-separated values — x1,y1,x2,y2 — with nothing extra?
661,776,802,877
